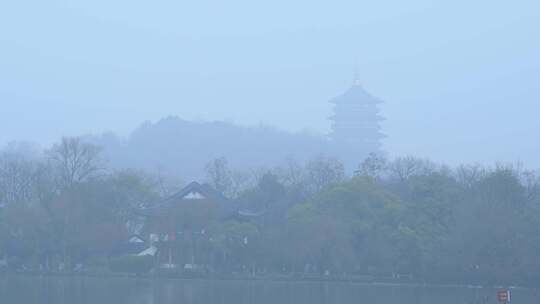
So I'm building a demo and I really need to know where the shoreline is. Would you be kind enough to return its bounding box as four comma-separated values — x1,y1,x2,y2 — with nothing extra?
0,271,532,290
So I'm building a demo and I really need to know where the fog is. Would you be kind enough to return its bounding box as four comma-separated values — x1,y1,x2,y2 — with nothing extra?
1,0,539,167
3,3,540,303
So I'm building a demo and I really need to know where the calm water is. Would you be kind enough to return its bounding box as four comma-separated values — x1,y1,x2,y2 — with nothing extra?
0,275,538,304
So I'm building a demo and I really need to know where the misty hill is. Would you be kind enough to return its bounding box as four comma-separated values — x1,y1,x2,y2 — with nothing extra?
85,117,337,179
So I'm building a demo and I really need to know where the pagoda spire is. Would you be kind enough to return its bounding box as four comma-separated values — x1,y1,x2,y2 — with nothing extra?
353,66,361,86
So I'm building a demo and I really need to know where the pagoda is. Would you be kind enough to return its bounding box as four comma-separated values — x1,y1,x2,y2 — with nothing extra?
329,77,385,155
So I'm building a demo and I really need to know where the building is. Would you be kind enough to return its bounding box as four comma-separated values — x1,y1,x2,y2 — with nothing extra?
136,182,237,268
329,77,385,158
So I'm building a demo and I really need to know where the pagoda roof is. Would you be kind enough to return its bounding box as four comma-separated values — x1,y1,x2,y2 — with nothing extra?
331,131,385,138
329,84,383,105
328,114,385,121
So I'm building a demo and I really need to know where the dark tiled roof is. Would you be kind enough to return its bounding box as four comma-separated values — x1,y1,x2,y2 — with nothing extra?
110,242,147,256
136,182,235,217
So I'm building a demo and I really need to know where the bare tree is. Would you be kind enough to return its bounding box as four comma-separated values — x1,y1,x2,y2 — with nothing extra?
48,137,104,189
306,155,345,193
205,157,233,196
151,166,185,197
455,164,486,189
229,169,259,199
275,158,306,187
521,170,540,202
0,152,42,206
388,156,436,182
354,153,387,179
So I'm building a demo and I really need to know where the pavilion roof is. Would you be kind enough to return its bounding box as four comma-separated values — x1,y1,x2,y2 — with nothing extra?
136,181,233,217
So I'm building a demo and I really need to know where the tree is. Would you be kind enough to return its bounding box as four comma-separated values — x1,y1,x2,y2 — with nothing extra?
106,170,160,218
0,202,55,267
305,155,345,193
453,167,532,283
455,163,486,189
355,153,387,179
284,206,355,274
205,157,233,196
518,169,540,203
275,158,305,188
0,152,42,206
47,180,131,266
388,156,436,182
209,220,260,272
284,177,404,274
48,137,104,189
257,173,286,207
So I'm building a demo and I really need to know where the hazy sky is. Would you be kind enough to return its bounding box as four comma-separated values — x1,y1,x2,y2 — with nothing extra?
1,0,539,166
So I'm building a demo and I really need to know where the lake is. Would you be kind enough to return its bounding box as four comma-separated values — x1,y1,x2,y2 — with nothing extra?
0,275,538,304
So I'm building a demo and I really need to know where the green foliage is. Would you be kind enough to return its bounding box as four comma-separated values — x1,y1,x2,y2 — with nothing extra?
108,255,154,274
282,177,403,273
2,139,540,284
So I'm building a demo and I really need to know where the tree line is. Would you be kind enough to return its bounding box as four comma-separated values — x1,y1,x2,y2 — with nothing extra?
1,138,539,285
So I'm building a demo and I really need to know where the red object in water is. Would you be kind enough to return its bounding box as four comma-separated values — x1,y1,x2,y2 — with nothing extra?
497,290,510,303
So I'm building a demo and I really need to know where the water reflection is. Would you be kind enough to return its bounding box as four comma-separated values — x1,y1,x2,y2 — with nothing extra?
0,275,537,304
